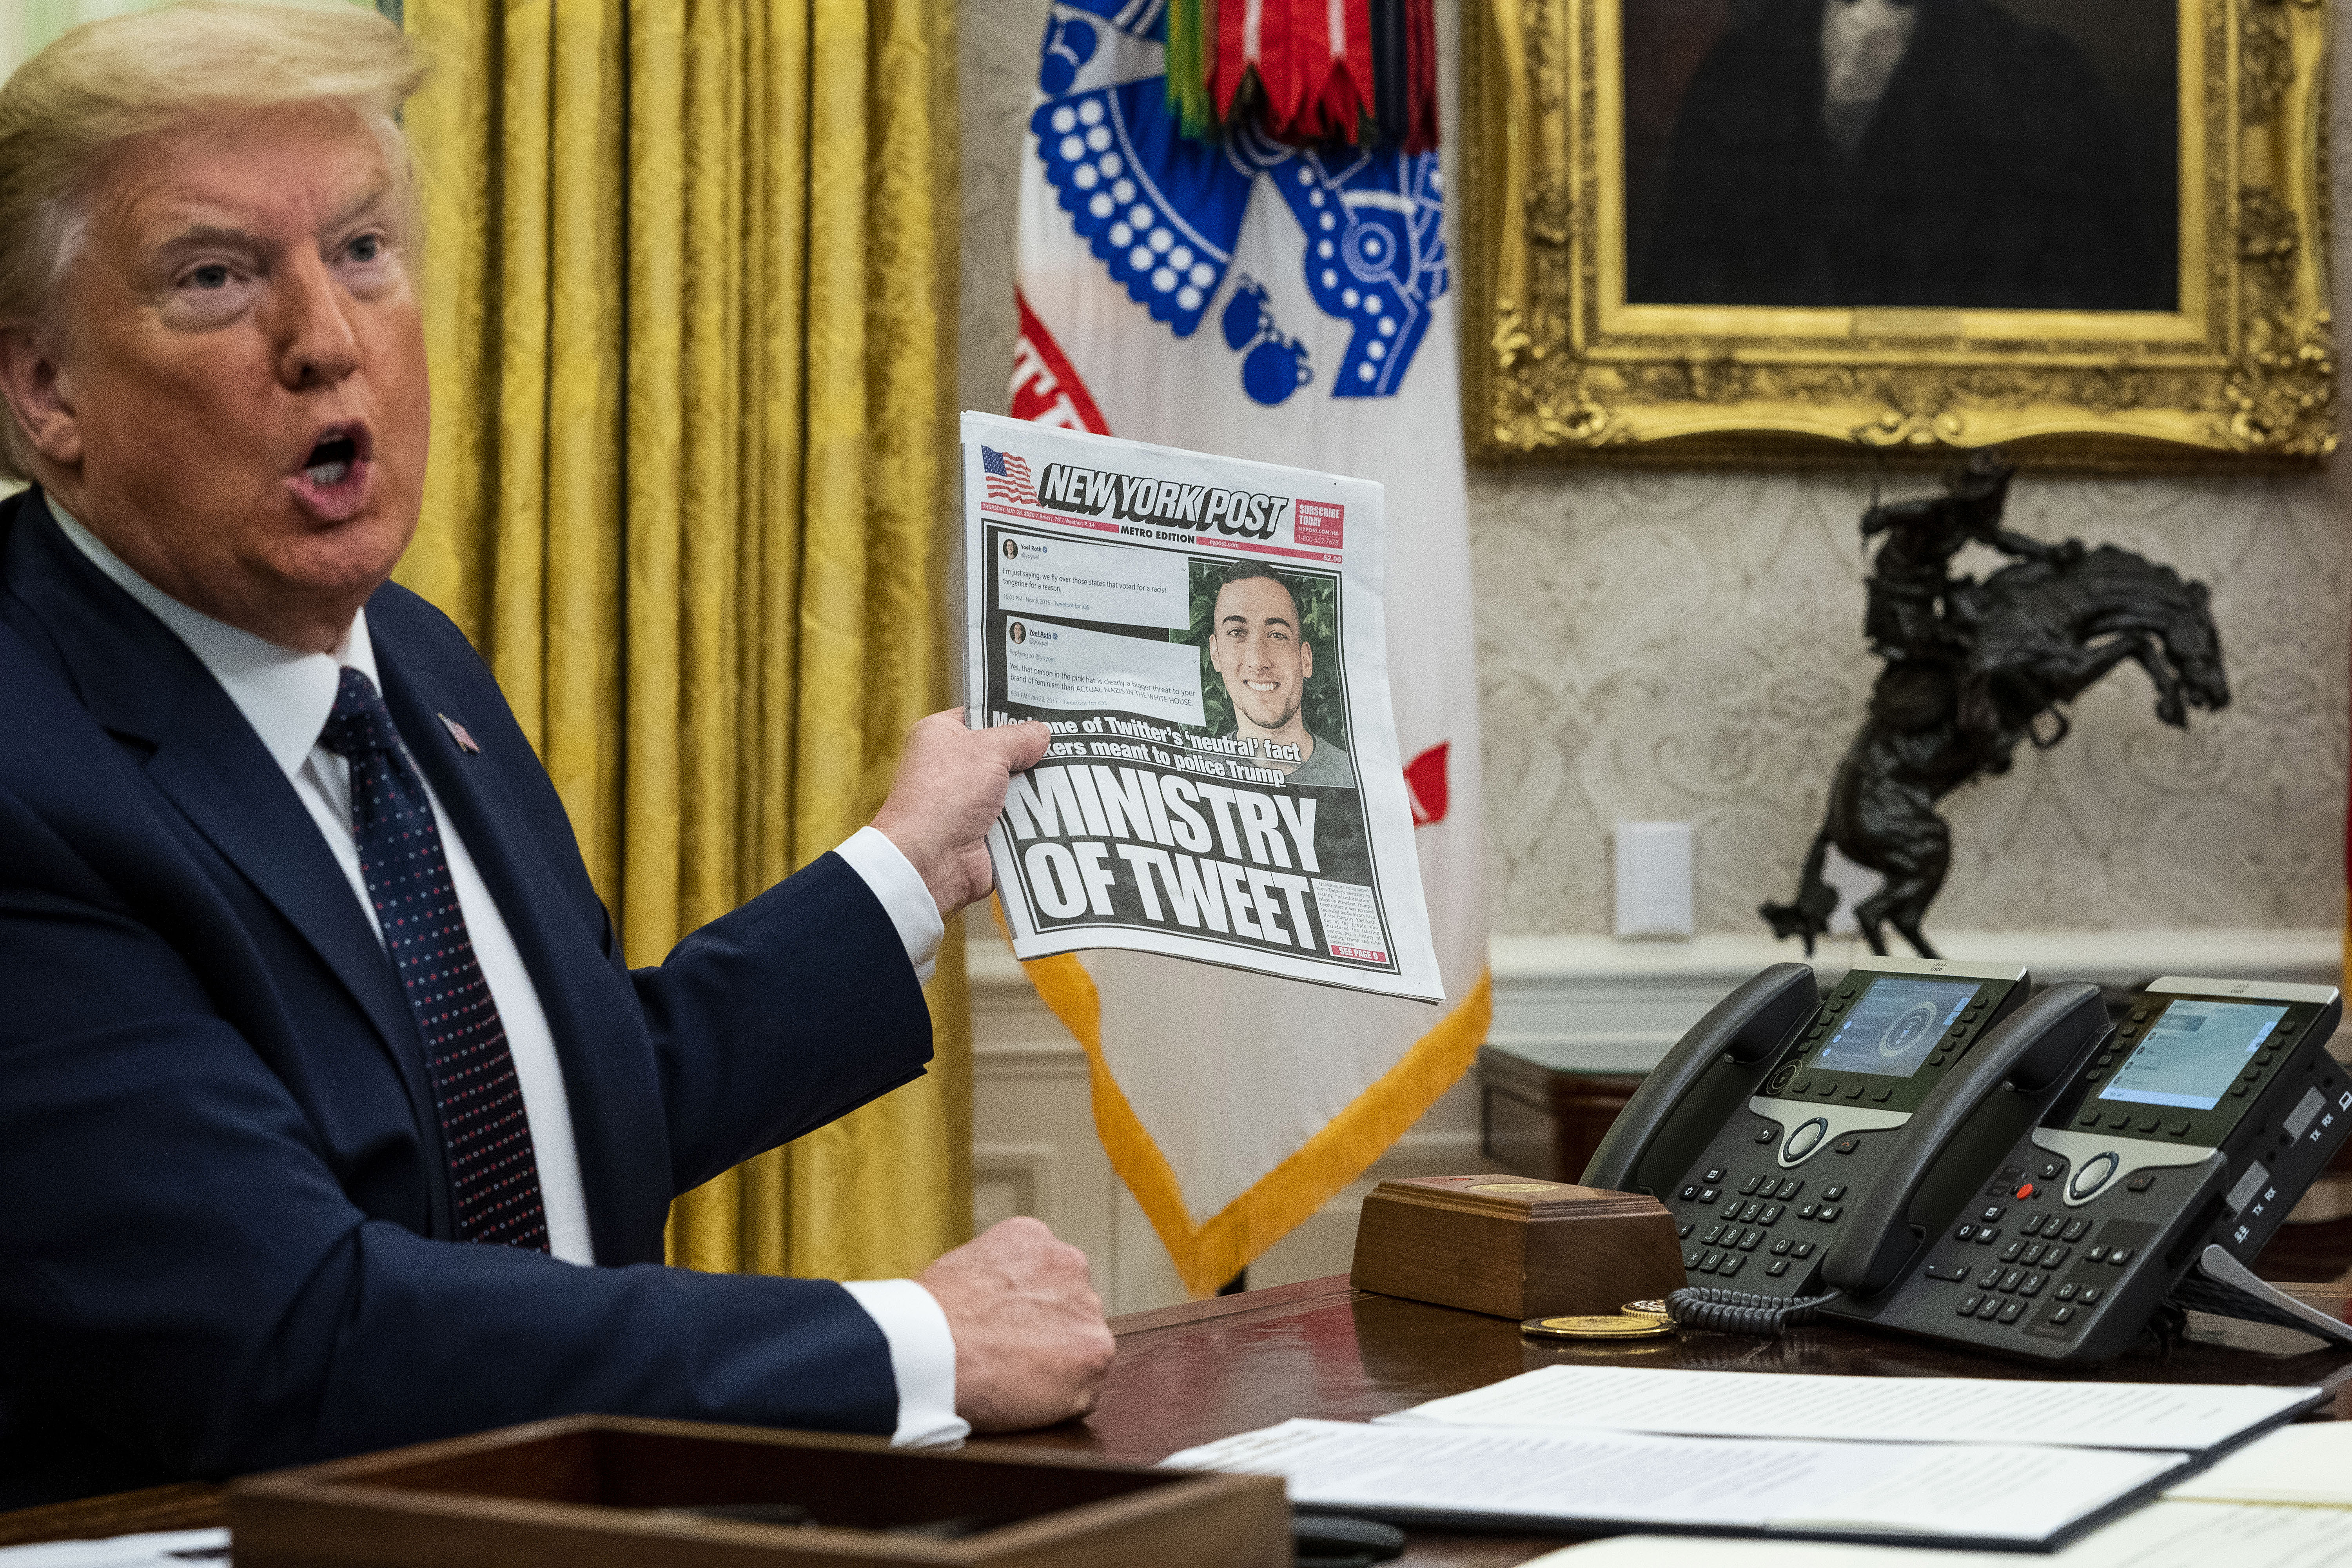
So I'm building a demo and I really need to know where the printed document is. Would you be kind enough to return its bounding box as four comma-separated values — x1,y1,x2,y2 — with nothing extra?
962,412,1440,1001
1520,1501,2352,1568
1163,1419,2180,1546
1381,1364,2321,1453
2163,1419,2352,1505
0,1532,228,1566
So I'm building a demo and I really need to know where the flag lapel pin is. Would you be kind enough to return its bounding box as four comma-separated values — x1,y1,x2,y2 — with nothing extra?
438,713,481,755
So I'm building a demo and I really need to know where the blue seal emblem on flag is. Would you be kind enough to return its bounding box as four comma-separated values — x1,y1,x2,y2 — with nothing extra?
1029,0,1447,404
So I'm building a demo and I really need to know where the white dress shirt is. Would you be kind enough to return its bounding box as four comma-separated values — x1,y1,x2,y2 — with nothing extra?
51,506,967,1448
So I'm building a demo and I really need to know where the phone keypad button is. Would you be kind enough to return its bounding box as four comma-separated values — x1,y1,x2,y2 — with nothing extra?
2051,1306,2076,1325
2106,1113,2131,1129
1703,1225,1725,1245
1978,1265,2005,1289
1823,1186,1847,1201
1792,1242,1815,1259
2019,1273,2046,1296
1979,1204,2005,1222
2080,1287,2103,1305
1686,1249,1705,1268
1739,1176,1762,1196
1739,1230,1764,1251
2056,1283,2078,1301
1975,1297,2002,1320
1680,1185,1700,1200
1771,1238,1792,1256
1767,1259,1789,1278
1844,1086,1866,1100
1833,1138,1861,1155
1700,1251,1725,1272
2087,1245,2108,1262
2040,1245,2069,1267
1799,1203,1819,1220
2107,1247,2133,1266
1739,1201,1764,1222
2020,1214,2045,1237
2019,1244,2045,1266
1974,1227,1999,1245
1817,1206,1841,1223
1997,1270,2024,1293
1957,1295,1982,1316
1997,1300,2027,1325
2061,1218,2092,1242
1955,1224,1977,1241
2000,1242,2025,1263
1703,1168,1726,1183
1759,1205,1784,1225
1871,1089,1893,1102
1717,1254,1744,1277
1775,1179,1803,1200
1677,1224,1693,1239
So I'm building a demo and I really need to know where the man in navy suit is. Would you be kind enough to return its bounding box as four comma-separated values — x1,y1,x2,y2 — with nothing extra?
0,4,1110,1507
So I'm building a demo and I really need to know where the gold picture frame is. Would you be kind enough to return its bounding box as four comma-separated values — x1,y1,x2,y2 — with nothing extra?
1462,0,2336,467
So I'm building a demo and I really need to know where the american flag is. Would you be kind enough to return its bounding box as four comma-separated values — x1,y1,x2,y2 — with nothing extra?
981,445,1035,506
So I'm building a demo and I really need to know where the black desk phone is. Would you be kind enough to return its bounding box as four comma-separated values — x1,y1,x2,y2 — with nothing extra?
1582,955,2039,1307
1585,960,2352,1361
1827,975,2352,1361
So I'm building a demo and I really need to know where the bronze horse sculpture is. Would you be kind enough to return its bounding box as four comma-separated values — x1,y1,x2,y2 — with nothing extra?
1762,459,2229,958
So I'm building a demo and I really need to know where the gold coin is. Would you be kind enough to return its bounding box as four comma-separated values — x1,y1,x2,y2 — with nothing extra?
1622,1299,1671,1321
1521,1314,1677,1339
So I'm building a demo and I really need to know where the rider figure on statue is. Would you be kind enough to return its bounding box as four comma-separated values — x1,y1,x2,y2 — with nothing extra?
1860,453,2085,750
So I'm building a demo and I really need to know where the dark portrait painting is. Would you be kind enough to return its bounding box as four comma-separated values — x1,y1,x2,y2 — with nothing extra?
1623,0,2179,312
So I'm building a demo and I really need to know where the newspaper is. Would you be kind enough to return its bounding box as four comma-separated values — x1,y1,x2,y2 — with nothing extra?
962,412,1441,1002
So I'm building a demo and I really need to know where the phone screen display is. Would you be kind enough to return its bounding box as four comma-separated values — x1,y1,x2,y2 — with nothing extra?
2099,1000,2288,1112
1813,976,1980,1080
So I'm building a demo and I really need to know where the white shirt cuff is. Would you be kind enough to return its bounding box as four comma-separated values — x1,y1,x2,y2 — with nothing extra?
833,826,945,985
837,1278,969,1448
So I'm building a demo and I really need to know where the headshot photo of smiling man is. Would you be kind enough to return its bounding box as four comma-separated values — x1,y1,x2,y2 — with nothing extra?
1205,563,1355,790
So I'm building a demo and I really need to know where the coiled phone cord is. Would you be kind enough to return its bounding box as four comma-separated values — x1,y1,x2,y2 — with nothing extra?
1665,1285,1841,1335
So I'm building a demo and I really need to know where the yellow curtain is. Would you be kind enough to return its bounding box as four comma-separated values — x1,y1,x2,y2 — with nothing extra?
396,0,968,1279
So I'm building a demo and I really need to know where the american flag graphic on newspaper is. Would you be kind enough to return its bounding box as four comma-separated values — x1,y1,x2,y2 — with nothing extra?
981,445,1035,506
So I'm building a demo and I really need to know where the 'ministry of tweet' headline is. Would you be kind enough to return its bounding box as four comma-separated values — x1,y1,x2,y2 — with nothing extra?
963,412,1439,1002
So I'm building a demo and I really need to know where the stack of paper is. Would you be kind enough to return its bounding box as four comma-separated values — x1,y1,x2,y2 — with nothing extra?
1379,1364,2321,1453
1520,1423,2352,1566
1165,1420,2181,1548
1161,1367,2328,1550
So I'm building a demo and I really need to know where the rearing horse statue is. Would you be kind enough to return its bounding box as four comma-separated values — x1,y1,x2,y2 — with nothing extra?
1762,463,2229,959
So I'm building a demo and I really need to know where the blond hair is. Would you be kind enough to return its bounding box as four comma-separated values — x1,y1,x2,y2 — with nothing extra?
0,2,424,482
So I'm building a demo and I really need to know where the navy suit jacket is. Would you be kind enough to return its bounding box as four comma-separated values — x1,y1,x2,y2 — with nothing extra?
0,491,935,1506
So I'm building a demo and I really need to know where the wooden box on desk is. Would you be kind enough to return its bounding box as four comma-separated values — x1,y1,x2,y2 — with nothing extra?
228,1414,1287,1568
1350,1174,1687,1319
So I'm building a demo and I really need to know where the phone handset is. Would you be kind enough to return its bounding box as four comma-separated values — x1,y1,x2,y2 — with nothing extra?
1582,963,1819,1195
1823,983,2110,1298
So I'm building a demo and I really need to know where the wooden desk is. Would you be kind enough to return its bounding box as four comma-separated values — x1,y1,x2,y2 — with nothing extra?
9,1277,2352,1564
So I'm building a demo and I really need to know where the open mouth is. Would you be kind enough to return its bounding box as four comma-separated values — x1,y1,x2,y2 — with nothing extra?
303,433,358,487
1245,680,1282,692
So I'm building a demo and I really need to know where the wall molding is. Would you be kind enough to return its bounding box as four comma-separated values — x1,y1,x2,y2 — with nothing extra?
975,927,2342,1072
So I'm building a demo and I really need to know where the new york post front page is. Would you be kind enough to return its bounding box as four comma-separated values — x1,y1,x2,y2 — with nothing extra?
963,412,1440,1002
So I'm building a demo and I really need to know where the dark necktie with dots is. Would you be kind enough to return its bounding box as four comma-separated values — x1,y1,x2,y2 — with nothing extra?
318,667,550,1252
